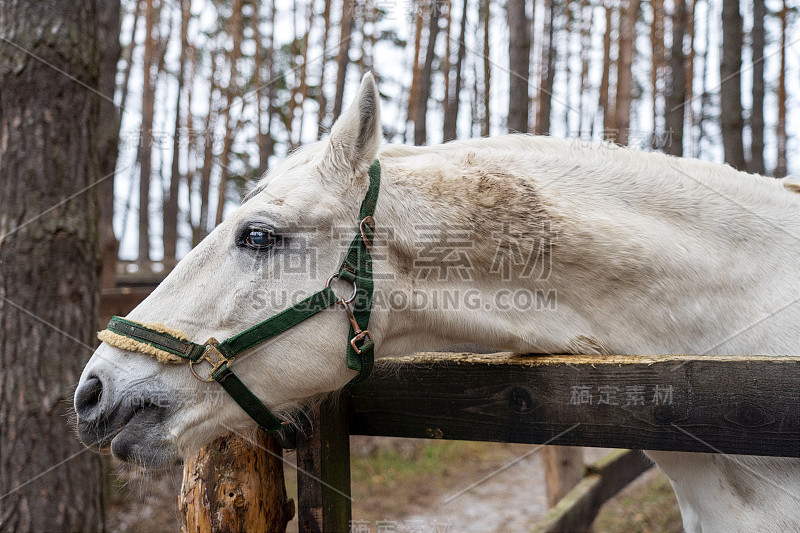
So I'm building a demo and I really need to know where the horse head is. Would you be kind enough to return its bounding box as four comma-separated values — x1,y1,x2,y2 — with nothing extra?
75,74,386,467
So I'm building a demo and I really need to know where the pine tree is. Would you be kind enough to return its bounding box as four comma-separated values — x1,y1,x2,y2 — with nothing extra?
750,0,766,174
775,0,788,178
137,0,160,264
443,0,468,142
508,0,532,133
536,0,557,135
163,0,191,264
615,0,640,146
665,0,686,156
719,0,746,170
0,1,105,528
414,0,442,145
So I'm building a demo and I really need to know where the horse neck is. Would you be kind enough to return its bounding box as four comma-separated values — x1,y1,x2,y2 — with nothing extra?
371,138,800,357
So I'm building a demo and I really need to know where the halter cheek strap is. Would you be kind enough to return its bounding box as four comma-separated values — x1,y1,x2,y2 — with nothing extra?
97,160,381,433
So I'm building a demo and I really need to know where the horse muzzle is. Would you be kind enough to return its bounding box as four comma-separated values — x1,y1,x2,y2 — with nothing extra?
74,372,176,466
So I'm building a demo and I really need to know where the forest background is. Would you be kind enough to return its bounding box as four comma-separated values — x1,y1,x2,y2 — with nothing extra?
108,0,798,269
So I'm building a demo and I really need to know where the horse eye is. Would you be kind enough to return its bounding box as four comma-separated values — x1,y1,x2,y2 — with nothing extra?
241,227,275,250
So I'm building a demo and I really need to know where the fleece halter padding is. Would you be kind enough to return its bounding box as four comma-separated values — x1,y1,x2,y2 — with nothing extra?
98,321,189,364
96,160,381,432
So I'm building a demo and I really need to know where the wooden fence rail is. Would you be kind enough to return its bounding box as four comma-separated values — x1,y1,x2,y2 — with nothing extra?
291,352,800,532
99,290,800,531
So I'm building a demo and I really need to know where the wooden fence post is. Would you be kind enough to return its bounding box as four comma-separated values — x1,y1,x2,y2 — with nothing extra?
532,450,652,533
541,446,585,507
180,431,294,532
295,394,352,533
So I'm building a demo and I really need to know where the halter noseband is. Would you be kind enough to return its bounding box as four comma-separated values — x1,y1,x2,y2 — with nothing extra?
97,160,381,433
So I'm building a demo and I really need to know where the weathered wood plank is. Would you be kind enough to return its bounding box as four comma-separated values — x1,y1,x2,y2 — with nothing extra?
531,449,653,533
349,353,800,457
295,394,352,533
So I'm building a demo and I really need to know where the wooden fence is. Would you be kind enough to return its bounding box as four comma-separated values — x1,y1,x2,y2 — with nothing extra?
288,352,800,532
99,288,800,532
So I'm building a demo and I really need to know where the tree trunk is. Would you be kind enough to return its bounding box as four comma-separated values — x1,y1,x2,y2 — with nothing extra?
599,0,615,139
295,2,314,146
414,0,441,145
253,1,268,176
164,0,191,265
650,0,665,142
407,1,425,139
442,0,468,142
507,0,531,133
541,446,585,508
577,0,591,136
749,0,765,175
561,1,574,131
358,1,376,78
186,48,197,238
195,57,220,246
316,0,332,139
665,0,686,156
442,0,452,120
0,1,104,530
775,0,787,178
615,0,639,146
719,0,745,170
472,60,480,136
696,0,710,156
332,0,355,121
260,0,278,172
685,0,695,155
98,0,122,289
137,0,159,265
118,0,142,115
536,0,557,135
482,0,491,136
214,0,243,227
287,0,300,146
181,432,294,532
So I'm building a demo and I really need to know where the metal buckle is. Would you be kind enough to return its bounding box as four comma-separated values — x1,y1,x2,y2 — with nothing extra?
350,330,374,354
190,338,233,383
338,298,373,354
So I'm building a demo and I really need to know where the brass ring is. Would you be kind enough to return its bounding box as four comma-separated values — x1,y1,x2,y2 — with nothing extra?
325,273,358,304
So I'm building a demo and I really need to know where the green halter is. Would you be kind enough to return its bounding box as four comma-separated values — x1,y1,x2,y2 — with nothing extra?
100,160,381,433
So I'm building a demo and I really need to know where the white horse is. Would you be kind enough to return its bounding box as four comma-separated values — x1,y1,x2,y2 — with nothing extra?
76,74,800,532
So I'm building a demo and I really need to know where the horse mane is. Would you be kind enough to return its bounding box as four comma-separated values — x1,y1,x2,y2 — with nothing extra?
378,135,800,229
251,134,799,197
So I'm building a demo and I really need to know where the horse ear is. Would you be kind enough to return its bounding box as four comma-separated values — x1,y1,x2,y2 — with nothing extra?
322,72,382,177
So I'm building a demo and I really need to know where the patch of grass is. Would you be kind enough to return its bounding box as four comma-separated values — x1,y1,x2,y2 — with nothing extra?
592,470,683,533
347,438,532,523
353,440,478,484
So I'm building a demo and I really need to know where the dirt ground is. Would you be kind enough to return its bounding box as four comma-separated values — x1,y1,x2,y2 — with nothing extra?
107,437,683,533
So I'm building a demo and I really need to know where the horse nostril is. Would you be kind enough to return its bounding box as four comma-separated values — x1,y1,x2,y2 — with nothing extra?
75,375,104,420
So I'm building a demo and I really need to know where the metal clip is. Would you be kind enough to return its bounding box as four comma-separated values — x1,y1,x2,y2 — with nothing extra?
338,298,373,354
190,338,233,383
359,216,375,251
